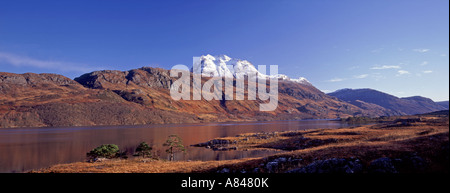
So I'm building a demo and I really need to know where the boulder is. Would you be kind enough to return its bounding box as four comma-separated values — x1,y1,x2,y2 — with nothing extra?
266,161,279,173
92,157,109,162
368,157,398,173
287,158,362,173
219,168,230,173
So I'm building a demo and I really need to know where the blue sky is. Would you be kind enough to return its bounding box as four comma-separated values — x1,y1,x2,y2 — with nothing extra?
0,0,448,101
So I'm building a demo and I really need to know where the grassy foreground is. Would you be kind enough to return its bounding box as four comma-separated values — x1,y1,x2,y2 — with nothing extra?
33,114,449,173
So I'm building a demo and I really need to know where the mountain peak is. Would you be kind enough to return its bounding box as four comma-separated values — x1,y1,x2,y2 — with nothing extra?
216,54,231,61
193,54,311,85
291,77,311,85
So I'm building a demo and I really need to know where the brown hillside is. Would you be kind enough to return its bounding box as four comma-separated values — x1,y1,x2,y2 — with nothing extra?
1,67,388,128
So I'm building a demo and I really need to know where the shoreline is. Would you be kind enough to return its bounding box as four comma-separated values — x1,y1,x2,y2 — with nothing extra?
32,114,449,173
0,117,337,130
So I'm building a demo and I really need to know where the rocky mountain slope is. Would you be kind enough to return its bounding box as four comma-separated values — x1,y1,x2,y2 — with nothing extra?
0,66,384,128
0,71,199,128
74,66,378,119
328,88,447,115
2,55,440,128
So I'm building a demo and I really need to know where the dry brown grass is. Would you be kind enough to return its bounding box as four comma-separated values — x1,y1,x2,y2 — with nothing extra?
33,158,259,173
203,116,449,173
34,115,449,173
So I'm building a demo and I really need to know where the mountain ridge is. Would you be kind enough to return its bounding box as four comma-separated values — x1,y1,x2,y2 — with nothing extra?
0,66,385,128
436,101,449,109
1,56,444,128
328,88,446,115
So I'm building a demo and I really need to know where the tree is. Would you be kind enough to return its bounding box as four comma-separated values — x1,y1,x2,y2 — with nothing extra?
163,134,186,161
86,144,120,160
134,142,153,158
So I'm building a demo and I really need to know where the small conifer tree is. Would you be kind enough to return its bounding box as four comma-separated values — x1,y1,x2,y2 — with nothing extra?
134,142,153,158
163,135,186,161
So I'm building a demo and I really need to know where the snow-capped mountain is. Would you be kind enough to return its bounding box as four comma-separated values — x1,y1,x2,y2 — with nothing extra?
192,54,311,85
267,74,312,86
192,54,266,79
290,77,312,86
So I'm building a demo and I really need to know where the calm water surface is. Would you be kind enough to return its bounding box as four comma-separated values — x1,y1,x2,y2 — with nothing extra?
0,119,359,172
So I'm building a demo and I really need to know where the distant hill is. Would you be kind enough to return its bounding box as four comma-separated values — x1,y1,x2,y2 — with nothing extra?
401,96,448,113
436,101,449,109
328,88,447,115
421,110,449,116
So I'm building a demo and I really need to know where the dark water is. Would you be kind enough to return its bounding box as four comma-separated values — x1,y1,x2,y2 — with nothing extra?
0,119,358,173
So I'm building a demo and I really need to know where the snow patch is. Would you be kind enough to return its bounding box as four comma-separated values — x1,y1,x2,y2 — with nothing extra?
192,54,311,85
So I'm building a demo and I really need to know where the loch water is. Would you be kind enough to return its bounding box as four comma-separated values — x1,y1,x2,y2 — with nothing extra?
0,119,360,173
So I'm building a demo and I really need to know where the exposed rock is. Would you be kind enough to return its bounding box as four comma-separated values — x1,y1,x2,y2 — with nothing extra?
74,67,172,90
287,158,363,173
266,161,279,173
92,157,109,162
263,157,297,173
406,155,427,171
130,67,172,89
393,154,428,172
368,155,428,173
74,70,129,89
219,168,230,173
274,157,287,163
368,157,398,173
0,73,80,88
0,73,28,86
